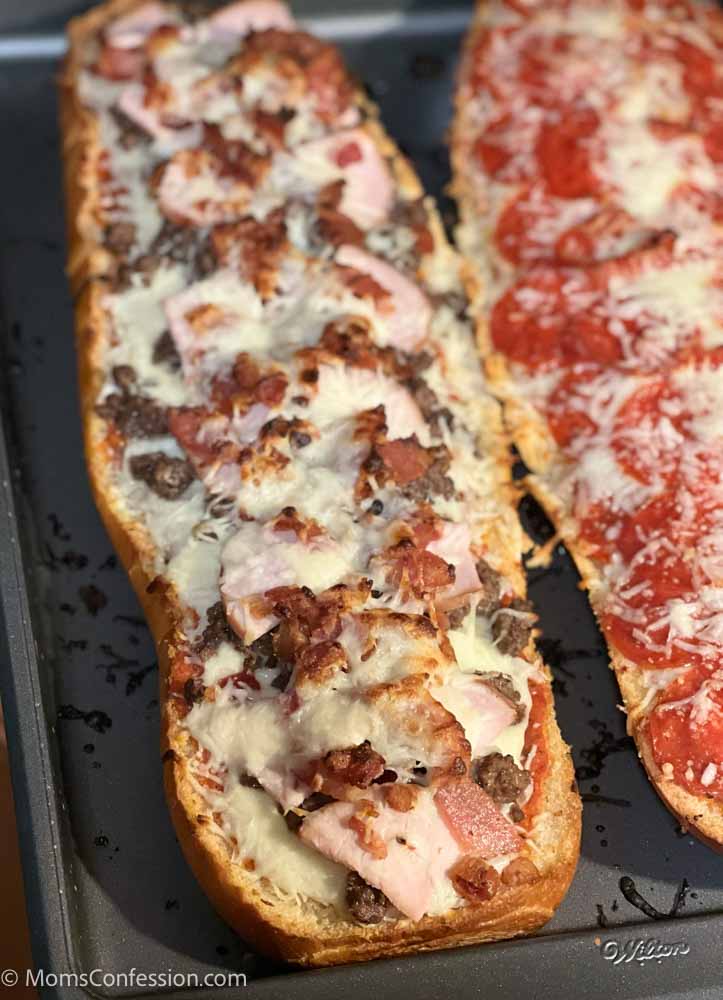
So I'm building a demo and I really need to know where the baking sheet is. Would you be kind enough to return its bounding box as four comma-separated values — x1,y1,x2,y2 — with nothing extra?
1,3,722,997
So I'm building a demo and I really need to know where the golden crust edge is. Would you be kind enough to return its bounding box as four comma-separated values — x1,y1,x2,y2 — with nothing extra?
60,0,581,965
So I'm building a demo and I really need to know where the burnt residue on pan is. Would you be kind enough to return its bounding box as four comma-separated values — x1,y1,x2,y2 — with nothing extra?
581,792,632,808
575,721,635,782
618,876,691,921
57,705,113,734
78,583,108,616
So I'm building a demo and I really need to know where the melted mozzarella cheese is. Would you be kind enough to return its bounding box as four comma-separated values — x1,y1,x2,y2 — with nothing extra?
215,784,347,904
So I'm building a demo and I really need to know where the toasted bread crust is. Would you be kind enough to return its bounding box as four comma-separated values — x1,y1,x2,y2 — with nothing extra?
60,0,580,964
450,0,723,852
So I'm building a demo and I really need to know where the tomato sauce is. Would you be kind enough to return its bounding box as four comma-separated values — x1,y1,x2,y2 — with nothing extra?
648,664,723,801
521,681,550,824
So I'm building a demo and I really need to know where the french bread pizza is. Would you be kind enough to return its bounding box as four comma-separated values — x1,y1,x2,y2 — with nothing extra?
59,0,580,965
452,0,723,847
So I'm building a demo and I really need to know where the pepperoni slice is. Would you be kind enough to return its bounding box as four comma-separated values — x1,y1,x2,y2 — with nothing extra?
577,499,620,563
611,380,688,486
672,37,723,108
494,186,586,265
616,492,682,563
490,268,621,371
535,107,600,199
648,665,723,802
602,538,708,668
474,114,528,180
545,369,600,448
602,609,694,668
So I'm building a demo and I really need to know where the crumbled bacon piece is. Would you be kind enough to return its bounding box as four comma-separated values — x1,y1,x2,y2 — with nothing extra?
211,209,287,297
271,507,324,543
383,783,421,812
340,266,392,307
324,741,386,788
500,857,540,887
295,640,348,688
184,302,228,333
349,799,388,859
382,538,455,597
449,856,500,902
377,436,433,486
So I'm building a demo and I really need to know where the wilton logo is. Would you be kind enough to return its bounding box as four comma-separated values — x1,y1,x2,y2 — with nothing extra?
600,938,690,966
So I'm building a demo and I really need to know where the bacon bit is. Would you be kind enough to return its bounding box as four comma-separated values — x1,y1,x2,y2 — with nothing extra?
142,70,174,112
271,507,324,544
500,857,540,887
324,742,386,788
256,372,287,406
252,108,293,148
219,670,261,691
413,226,435,256
383,783,421,812
209,372,240,411
95,45,144,81
242,857,256,872
211,209,287,297
405,504,444,548
340,267,392,307
202,124,269,184
335,141,363,167
232,352,262,391
377,436,432,485
450,856,500,902
317,207,365,248
295,640,348,688
355,404,388,444
168,406,219,464
197,774,225,793
349,800,388,859
318,316,390,370
383,538,455,597
305,41,356,122
184,302,228,333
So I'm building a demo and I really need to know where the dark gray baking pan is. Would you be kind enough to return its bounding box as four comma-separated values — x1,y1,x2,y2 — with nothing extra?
0,2,722,997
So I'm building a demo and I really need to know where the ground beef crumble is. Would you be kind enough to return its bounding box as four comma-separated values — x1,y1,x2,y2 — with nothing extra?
491,598,536,655
95,366,168,438
473,752,531,816
345,872,390,924
129,451,195,500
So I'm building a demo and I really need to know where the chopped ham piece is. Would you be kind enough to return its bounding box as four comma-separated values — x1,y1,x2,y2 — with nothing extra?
435,675,518,756
116,85,202,152
427,523,483,601
157,149,263,226
207,0,296,37
163,271,261,383
220,521,350,643
106,2,175,48
336,244,432,350
300,787,461,920
295,130,394,229
435,779,522,857
97,46,145,81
